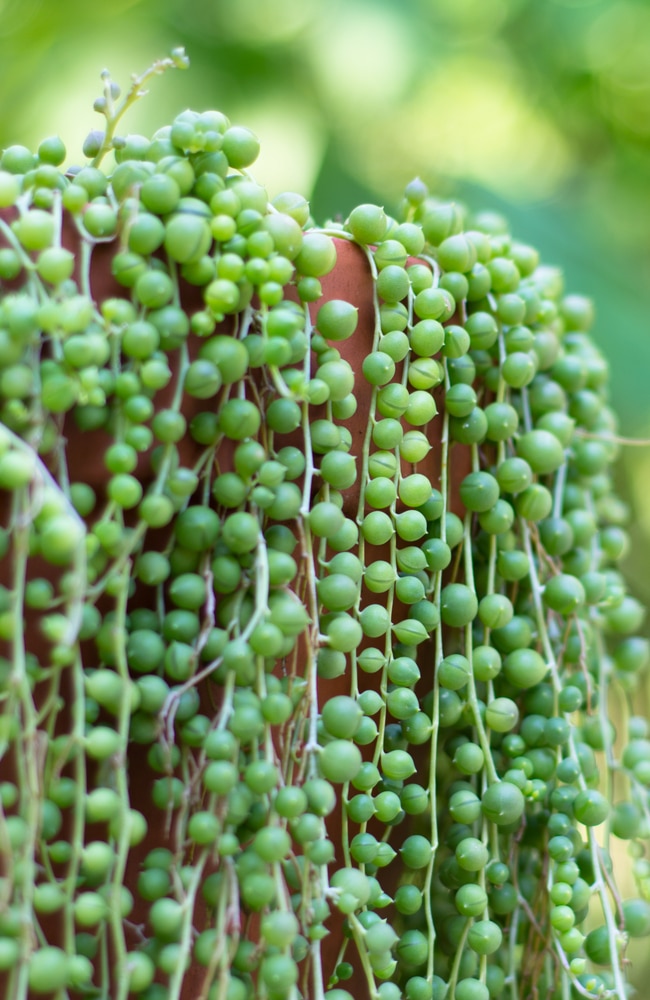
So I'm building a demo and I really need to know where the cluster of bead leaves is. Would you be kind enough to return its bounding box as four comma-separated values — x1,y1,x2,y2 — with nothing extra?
0,51,648,1000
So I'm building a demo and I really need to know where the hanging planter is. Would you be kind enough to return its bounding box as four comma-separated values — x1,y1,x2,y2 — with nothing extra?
0,50,648,1000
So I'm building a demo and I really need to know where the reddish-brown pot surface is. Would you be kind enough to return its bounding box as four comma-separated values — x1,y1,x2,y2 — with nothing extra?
0,223,471,999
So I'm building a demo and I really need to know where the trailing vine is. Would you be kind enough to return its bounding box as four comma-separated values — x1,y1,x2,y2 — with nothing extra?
0,50,648,1000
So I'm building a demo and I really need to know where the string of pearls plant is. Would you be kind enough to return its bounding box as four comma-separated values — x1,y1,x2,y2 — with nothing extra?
0,50,648,1000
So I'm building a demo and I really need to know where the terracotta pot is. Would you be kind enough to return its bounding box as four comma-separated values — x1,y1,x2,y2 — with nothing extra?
0,219,471,1000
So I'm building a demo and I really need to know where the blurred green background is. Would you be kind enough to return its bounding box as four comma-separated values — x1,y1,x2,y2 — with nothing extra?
2,0,650,982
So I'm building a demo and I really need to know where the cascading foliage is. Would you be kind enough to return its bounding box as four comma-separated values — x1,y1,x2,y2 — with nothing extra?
0,50,648,1000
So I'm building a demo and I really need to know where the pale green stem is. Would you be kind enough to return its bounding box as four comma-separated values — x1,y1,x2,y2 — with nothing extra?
423,364,451,980
9,490,40,1000
166,853,209,1000
107,566,137,1000
90,52,188,169
346,912,381,1000
446,917,471,998
63,649,88,954
463,514,498,785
